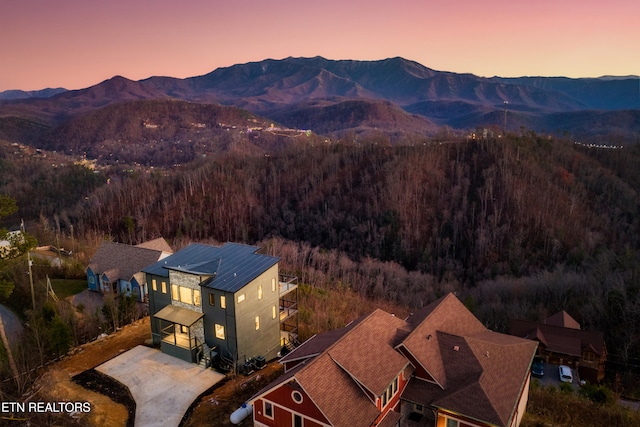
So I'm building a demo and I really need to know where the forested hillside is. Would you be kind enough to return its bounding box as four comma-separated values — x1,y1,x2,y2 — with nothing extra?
1,132,639,393
64,135,637,280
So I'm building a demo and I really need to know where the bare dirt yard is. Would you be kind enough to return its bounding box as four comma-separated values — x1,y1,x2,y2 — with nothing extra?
30,317,150,426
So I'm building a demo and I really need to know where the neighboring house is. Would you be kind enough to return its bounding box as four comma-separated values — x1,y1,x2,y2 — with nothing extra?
249,293,537,427
86,238,172,302
143,242,298,368
510,310,607,383
0,230,23,259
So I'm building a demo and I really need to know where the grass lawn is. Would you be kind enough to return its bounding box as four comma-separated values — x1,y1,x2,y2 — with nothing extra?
50,279,87,299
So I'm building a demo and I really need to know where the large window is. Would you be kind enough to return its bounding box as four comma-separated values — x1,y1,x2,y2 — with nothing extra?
215,324,225,340
179,286,191,304
171,285,201,306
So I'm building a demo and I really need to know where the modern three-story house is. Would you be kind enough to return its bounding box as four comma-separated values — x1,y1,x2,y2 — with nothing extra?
143,242,298,368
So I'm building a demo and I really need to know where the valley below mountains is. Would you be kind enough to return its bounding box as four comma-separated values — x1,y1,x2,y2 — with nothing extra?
0,57,638,163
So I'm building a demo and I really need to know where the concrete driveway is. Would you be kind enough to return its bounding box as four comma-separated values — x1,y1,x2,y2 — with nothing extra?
96,345,225,427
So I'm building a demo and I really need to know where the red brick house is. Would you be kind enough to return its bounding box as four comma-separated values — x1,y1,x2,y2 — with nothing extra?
248,293,537,427
510,310,607,383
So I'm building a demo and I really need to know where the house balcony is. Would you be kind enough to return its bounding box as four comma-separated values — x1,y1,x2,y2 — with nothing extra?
279,274,298,296
280,301,298,322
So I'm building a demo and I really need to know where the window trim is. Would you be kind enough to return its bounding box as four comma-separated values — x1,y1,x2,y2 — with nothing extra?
291,390,303,404
263,401,274,419
215,323,225,340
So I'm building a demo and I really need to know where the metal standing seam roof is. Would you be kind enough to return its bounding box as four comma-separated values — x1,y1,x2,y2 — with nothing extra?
142,242,280,293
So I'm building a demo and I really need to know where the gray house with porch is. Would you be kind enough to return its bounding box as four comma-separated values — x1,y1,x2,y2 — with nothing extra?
143,242,298,368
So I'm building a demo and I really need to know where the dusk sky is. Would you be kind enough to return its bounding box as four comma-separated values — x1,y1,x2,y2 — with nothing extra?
1,0,638,92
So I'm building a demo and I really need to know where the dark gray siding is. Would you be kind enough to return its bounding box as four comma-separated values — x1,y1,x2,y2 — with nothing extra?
234,264,280,363
147,272,171,344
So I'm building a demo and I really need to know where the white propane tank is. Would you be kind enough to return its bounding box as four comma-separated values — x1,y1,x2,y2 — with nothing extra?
230,403,253,424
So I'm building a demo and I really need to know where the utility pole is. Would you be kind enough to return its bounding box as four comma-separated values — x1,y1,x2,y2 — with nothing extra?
21,220,35,311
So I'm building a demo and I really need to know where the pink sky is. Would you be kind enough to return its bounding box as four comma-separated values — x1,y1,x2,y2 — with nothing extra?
1,0,638,91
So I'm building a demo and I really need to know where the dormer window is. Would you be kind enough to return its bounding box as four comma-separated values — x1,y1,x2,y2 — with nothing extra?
381,376,399,408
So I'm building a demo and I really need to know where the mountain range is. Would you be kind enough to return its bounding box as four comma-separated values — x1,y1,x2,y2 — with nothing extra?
0,56,638,158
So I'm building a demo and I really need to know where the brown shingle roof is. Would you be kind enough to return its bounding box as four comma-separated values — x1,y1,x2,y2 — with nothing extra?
250,310,410,427
328,310,410,396
88,241,167,282
135,237,173,254
545,310,581,329
402,295,538,427
296,353,381,427
279,315,367,367
399,293,486,388
251,294,536,427
511,318,605,357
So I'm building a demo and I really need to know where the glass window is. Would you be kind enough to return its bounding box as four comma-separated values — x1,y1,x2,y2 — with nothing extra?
179,286,192,304
237,293,246,303
152,279,157,291
255,316,260,330
220,295,226,309
161,281,167,294
215,324,225,340
264,401,273,418
271,278,276,292
294,414,303,427
258,285,263,300
171,284,179,300
272,305,277,319
193,289,201,306
446,419,459,427
292,391,303,403
209,293,215,306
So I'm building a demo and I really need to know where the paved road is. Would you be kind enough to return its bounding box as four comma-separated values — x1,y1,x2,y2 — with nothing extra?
0,303,23,343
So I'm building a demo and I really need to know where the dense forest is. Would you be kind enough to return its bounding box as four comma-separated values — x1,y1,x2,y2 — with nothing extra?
1,131,640,397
